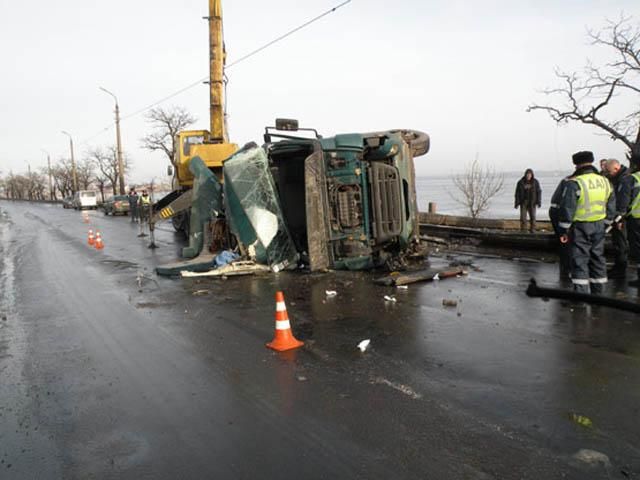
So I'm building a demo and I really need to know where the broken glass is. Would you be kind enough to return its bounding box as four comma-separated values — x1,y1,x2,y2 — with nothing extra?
223,146,299,269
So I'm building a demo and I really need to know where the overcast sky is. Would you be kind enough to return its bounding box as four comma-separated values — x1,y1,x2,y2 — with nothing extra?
0,0,637,183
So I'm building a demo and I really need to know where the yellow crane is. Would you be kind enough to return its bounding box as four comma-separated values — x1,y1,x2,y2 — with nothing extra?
172,0,238,188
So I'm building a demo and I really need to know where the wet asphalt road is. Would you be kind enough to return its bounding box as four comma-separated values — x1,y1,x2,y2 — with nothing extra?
1,200,639,479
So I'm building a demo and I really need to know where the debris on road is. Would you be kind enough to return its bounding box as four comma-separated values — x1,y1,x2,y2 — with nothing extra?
527,278,640,313
192,290,210,296
572,449,611,467
442,299,458,307
383,295,397,303
357,339,371,352
325,290,337,298
374,266,467,286
396,285,408,290
181,260,270,278
569,413,593,428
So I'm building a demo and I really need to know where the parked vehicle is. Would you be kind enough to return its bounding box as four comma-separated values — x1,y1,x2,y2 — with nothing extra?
102,195,130,216
72,191,98,210
62,196,74,209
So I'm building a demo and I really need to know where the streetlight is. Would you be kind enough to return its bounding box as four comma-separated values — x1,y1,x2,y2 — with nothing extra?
41,149,54,200
61,131,78,193
99,86,125,195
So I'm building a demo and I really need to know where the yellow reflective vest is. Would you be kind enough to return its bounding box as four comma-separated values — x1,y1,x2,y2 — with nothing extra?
572,173,611,222
630,172,640,219
139,195,151,206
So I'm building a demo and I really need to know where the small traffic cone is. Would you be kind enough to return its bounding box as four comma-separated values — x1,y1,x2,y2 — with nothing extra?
266,291,304,351
87,229,95,246
82,211,90,223
94,231,104,250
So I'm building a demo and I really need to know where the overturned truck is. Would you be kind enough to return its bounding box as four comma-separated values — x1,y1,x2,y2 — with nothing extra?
152,120,430,275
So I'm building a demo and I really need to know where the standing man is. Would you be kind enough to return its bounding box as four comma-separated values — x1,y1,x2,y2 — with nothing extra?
626,163,640,287
604,159,631,278
138,190,151,222
514,168,542,232
128,189,139,223
549,176,571,278
599,158,608,175
557,151,616,294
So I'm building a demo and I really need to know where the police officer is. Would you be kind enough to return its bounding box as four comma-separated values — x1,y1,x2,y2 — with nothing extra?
604,159,631,278
557,151,616,294
626,163,640,287
549,177,571,278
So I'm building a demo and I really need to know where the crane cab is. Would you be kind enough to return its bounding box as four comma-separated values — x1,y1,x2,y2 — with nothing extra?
174,130,238,187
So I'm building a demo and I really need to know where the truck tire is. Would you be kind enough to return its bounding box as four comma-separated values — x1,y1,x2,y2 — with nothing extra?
172,210,190,237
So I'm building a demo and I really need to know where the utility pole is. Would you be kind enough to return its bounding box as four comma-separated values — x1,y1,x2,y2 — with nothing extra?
100,87,125,194
42,149,54,200
206,0,226,143
61,131,78,193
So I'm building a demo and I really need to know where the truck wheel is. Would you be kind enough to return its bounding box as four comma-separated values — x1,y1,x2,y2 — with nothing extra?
172,211,190,237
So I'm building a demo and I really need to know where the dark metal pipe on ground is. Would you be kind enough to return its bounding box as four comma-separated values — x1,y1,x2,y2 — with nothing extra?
526,278,640,313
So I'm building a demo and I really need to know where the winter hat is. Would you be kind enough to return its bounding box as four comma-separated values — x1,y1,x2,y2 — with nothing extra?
572,151,594,165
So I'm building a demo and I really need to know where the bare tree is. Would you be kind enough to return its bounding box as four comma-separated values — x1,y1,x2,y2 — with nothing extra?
51,158,75,198
75,158,95,191
528,14,640,163
140,106,197,166
86,146,130,195
451,158,504,219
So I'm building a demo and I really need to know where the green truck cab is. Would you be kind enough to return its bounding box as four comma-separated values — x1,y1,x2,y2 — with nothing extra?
223,120,429,271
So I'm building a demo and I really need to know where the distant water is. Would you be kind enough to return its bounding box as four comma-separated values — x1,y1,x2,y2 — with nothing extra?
416,171,567,220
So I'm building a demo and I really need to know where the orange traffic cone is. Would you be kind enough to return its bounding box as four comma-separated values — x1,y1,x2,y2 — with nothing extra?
87,229,95,246
94,231,104,250
266,291,304,351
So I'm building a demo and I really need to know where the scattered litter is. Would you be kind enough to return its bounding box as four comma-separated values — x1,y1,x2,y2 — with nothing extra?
192,290,210,296
297,375,308,382
325,290,337,298
569,413,593,428
442,299,458,307
357,339,371,352
214,250,239,267
383,295,397,303
573,449,610,467
396,285,408,290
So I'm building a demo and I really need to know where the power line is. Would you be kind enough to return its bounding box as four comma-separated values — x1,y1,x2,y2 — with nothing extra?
120,0,352,122
61,0,352,156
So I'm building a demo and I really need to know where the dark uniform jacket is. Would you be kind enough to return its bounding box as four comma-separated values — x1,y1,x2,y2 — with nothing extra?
556,165,616,235
610,165,632,217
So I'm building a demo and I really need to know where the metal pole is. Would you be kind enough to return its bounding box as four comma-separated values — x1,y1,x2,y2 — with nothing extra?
42,149,53,200
47,155,53,200
62,131,78,193
115,102,125,194
99,87,125,195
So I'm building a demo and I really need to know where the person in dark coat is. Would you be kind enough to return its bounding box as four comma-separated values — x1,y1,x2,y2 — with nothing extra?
557,151,616,294
603,159,631,278
128,189,139,223
625,159,640,287
514,168,542,232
